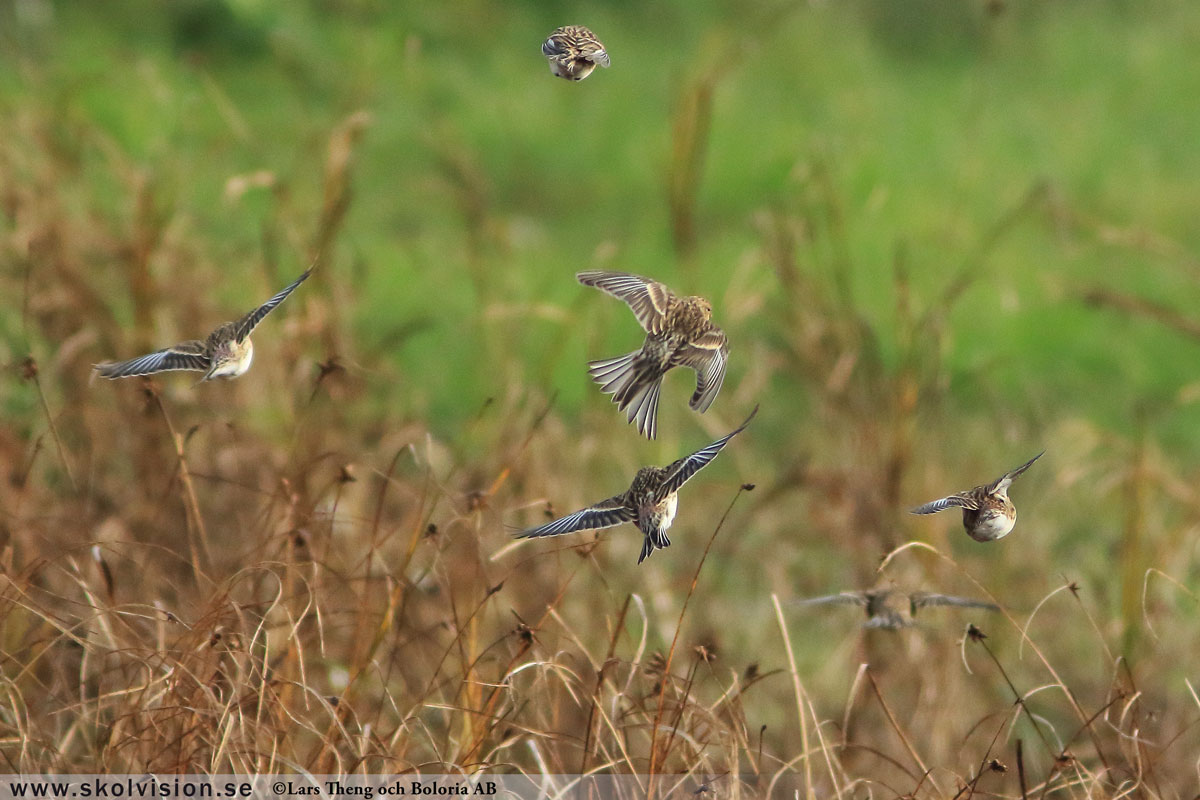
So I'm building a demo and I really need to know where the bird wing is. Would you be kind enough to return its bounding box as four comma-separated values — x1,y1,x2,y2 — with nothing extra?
653,405,757,502
989,451,1044,493
576,271,673,334
515,495,633,539
95,340,210,379
233,268,312,343
675,328,729,413
577,40,610,67
910,592,999,612
909,493,979,514
795,592,869,608
542,34,567,57
543,27,610,66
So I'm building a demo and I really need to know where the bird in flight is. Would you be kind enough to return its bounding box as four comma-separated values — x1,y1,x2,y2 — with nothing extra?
542,25,610,81
795,589,999,631
578,270,729,440
909,452,1044,542
94,267,312,382
516,406,756,564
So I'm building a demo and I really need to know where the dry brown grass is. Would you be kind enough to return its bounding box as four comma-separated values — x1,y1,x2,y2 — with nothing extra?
2,94,1199,799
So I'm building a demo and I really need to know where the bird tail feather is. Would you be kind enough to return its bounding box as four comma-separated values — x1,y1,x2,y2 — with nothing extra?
588,350,663,439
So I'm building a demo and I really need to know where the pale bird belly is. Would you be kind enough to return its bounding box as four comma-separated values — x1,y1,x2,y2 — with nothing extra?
210,340,254,380
658,494,678,530
550,60,595,81
968,508,1015,542
640,493,678,536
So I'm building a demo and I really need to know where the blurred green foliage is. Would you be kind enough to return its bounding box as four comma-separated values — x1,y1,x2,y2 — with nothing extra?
4,0,1200,445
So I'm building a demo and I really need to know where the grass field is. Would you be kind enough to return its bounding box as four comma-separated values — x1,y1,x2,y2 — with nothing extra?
3,0,1200,794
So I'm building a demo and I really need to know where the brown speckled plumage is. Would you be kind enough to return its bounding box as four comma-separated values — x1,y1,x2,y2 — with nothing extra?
910,452,1043,542
94,268,311,382
515,407,755,564
542,25,610,81
578,270,729,440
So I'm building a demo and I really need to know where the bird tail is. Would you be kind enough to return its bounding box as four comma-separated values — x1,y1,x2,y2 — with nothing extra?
587,350,664,440
637,528,671,565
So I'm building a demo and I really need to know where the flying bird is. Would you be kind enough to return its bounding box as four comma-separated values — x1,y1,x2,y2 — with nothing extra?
796,589,999,631
578,270,729,440
516,406,756,564
542,25,610,81
94,267,312,382
910,452,1044,542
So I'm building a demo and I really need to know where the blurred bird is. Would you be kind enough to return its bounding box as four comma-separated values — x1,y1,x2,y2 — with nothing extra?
95,267,311,382
578,270,729,440
516,406,756,564
909,452,1044,542
796,589,999,631
542,25,610,81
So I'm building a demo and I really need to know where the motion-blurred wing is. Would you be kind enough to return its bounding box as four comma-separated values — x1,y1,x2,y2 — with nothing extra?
577,271,673,334
910,593,999,612
654,405,757,501
795,592,869,608
95,340,210,379
516,495,632,539
233,268,312,342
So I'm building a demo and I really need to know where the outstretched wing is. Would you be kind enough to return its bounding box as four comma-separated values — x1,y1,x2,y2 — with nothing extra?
515,495,632,539
909,493,978,515
988,451,1044,493
795,592,869,608
654,405,757,502
675,328,729,413
910,593,999,612
95,340,210,379
577,271,674,334
233,268,312,343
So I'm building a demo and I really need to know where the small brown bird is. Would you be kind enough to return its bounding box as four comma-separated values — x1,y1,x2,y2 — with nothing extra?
95,268,311,382
910,452,1044,542
797,589,999,631
578,270,729,440
516,406,756,564
542,25,610,81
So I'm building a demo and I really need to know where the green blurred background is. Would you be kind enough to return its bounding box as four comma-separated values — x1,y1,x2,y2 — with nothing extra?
3,0,1200,780
5,0,1200,441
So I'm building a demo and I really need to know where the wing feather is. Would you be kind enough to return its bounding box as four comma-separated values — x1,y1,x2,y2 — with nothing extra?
95,341,210,379
516,495,632,539
654,405,757,501
676,329,729,413
233,268,312,342
988,451,1044,493
910,592,999,612
577,271,673,334
795,592,869,608
909,495,976,515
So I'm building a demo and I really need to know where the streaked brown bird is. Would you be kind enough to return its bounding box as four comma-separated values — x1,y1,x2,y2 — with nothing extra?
909,452,1044,542
94,268,311,382
796,589,999,631
516,406,756,564
542,25,610,81
578,270,729,440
